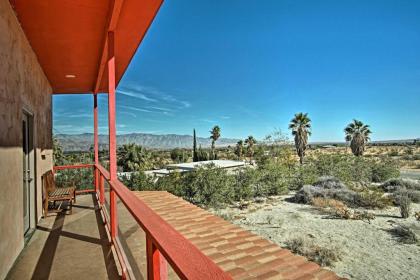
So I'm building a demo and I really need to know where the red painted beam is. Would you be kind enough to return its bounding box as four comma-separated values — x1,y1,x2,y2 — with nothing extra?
108,30,118,239
94,0,124,93
53,164,94,170
108,31,117,181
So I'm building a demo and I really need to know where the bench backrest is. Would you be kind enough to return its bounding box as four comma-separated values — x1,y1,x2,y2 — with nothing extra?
43,170,56,195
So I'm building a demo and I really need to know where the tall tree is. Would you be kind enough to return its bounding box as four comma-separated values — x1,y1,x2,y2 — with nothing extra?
344,119,371,156
209,125,221,160
245,136,257,161
235,140,244,160
193,129,198,162
117,143,151,172
289,112,311,164
53,137,65,166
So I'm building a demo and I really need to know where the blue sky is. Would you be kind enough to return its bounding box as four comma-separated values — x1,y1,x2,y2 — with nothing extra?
53,0,420,142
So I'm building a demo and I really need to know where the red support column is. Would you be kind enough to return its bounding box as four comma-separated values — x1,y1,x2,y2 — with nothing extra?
146,235,168,280
108,31,118,239
93,93,99,193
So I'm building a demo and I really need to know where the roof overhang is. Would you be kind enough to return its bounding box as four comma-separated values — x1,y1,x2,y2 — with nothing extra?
10,0,163,94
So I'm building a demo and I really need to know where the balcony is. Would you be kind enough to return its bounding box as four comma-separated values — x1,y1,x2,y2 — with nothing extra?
2,1,343,279
6,164,342,280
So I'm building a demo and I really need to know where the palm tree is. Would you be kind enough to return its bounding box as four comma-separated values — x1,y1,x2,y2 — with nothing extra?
344,119,371,156
245,136,256,161
289,112,311,164
209,125,221,160
235,140,244,160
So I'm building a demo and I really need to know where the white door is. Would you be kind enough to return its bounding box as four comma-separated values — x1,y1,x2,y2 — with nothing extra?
22,113,31,234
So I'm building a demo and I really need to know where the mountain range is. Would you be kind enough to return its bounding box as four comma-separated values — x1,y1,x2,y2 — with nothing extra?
55,133,241,152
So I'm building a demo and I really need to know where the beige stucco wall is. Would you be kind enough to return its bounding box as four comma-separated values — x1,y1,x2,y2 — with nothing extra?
0,0,53,278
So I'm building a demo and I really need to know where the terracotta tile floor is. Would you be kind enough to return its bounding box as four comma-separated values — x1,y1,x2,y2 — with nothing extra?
7,191,344,280
126,191,344,280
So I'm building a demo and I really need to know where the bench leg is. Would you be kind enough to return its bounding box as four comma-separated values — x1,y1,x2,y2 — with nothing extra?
69,199,73,215
43,198,49,218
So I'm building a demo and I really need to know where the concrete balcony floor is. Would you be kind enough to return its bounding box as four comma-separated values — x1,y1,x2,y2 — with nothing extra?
6,194,119,280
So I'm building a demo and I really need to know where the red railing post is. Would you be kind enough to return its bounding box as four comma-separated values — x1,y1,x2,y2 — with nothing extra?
108,30,118,239
99,174,105,205
93,93,99,192
146,235,168,280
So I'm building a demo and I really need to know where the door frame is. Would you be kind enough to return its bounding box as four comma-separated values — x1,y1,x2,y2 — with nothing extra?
22,109,35,236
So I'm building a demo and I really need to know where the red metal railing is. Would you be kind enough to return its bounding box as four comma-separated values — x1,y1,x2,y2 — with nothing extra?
53,164,95,194
94,163,231,280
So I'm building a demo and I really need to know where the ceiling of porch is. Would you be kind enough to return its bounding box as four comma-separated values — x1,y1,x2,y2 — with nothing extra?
9,0,163,94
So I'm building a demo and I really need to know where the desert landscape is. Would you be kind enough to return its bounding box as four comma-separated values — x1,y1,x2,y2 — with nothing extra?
214,192,420,280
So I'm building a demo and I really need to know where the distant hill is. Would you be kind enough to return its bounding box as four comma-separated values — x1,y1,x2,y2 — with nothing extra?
55,133,241,152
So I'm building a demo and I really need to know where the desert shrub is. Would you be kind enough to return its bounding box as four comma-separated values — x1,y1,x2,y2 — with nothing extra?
393,189,420,204
397,195,411,218
313,176,346,189
311,197,346,209
293,184,360,207
304,154,400,184
285,237,341,267
256,162,289,196
388,149,399,157
170,148,189,163
177,165,234,208
370,158,400,182
388,225,418,244
381,178,420,192
294,177,389,209
120,171,155,191
356,190,392,209
232,167,258,201
54,168,93,190
288,163,318,190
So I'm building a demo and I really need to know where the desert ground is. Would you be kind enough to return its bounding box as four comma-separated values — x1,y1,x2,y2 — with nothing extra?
214,194,420,280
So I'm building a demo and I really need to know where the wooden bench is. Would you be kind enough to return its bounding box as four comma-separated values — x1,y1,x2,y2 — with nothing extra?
42,170,76,217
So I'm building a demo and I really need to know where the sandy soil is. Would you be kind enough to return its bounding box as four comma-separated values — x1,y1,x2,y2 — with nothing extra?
214,195,420,280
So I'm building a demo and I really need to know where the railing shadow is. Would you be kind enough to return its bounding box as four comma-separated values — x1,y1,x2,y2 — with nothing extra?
31,195,119,279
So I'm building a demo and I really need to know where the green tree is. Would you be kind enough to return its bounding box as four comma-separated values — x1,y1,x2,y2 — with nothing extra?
344,119,371,156
245,136,257,161
53,137,65,166
197,145,209,161
170,148,189,163
235,140,244,160
117,143,151,172
193,129,198,162
209,125,221,160
289,112,312,164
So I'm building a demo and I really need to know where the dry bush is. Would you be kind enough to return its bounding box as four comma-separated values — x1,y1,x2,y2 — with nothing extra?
380,178,420,192
311,197,346,209
398,195,411,219
387,225,418,244
294,178,389,209
285,236,341,267
332,204,375,223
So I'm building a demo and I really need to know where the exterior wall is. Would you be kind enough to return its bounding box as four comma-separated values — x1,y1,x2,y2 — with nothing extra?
0,0,53,278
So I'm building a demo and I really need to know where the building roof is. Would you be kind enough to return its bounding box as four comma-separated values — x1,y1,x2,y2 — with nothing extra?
9,0,163,94
166,160,246,171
